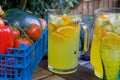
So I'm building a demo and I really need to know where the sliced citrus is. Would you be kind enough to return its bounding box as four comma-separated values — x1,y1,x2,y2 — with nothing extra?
99,13,109,21
94,25,106,39
48,22,55,31
56,26,76,37
61,15,71,25
51,31,65,42
102,31,120,44
96,13,109,27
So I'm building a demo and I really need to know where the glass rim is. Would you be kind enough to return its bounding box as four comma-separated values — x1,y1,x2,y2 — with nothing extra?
94,8,120,16
46,9,81,15
45,9,61,12
45,9,75,12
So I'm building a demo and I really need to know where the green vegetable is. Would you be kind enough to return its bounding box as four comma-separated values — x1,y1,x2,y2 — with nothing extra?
3,8,42,29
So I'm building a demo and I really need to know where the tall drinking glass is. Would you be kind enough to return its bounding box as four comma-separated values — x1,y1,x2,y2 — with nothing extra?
48,9,90,74
90,8,120,79
100,42,120,80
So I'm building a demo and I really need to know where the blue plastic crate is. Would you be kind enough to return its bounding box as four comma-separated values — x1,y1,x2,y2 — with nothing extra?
0,28,48,80
43,28,48,54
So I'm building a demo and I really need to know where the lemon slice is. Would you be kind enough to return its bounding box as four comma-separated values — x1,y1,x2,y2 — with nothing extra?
56,26,76,37
48,22,54,31
51,32,65,42
61,15,71,25
114,27,120,34
102,32,120,44
97,13,109,26
101,32,120,50
99,13,108,20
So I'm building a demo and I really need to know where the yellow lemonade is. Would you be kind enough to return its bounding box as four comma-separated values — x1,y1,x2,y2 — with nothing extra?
48,14,80,74
90,25,103,78
90,14,105,78
100,32,120,80
91,12,120,79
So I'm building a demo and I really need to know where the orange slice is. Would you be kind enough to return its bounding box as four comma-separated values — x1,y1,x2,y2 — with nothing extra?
93,25,106,40
51,32,65,42
99,13,108,20
48,22,55,31
102,32,120,44
100,33,120,50
56,26,76,37
61,15,71,25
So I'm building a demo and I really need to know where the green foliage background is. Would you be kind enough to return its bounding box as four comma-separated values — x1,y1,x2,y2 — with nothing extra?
0,0,81,18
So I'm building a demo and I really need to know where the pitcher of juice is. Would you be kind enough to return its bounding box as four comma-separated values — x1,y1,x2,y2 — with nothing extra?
90,8,120,79
48,9,90,74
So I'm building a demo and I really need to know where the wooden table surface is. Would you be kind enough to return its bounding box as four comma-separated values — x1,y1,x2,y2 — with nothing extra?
32,59,102,80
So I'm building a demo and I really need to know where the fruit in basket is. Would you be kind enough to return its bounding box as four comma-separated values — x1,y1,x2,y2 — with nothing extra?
12,27,21,39
39,18,47,30
14,38,32,48
3,8,42,29
24,23,42,41
0,18,14,54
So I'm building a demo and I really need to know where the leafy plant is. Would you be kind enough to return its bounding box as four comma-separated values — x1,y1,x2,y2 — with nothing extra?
26,0,80,18
0,0,81,18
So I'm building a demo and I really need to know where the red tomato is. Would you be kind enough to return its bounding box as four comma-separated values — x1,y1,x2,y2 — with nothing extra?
0,18,5,27
12,28,20,39
39,18,47,30
14,38,32,48
25,24,42,41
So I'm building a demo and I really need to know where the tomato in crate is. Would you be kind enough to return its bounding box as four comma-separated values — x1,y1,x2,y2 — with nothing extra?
0,28,48,80
0,9,48,80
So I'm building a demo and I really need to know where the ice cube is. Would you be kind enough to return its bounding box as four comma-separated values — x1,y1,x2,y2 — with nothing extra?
105,25,112,31
109,14,120,27
96,18,104,26
113,19,120,27
50,15,63,25
114,27,120,34
70,15,81,22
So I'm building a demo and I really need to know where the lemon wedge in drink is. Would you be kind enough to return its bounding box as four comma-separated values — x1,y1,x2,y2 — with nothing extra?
61,15,71,25
102,31,120,44
51,31,65,42
48,22,55,31
96,14,109,27
56,26,76,37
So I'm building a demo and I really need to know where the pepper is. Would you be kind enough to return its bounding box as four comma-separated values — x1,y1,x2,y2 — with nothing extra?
0,25,14,54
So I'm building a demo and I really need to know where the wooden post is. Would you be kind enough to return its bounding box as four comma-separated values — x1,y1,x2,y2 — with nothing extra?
73,0,118,15
94,0,100,11
117,0,120,7
83,2,89,15
88,1,94,15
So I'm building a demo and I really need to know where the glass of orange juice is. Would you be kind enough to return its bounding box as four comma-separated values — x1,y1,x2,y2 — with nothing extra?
48,9,90,74
90,8,120,79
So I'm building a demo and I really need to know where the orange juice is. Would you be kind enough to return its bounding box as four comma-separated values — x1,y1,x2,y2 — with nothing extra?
48,14,80,74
